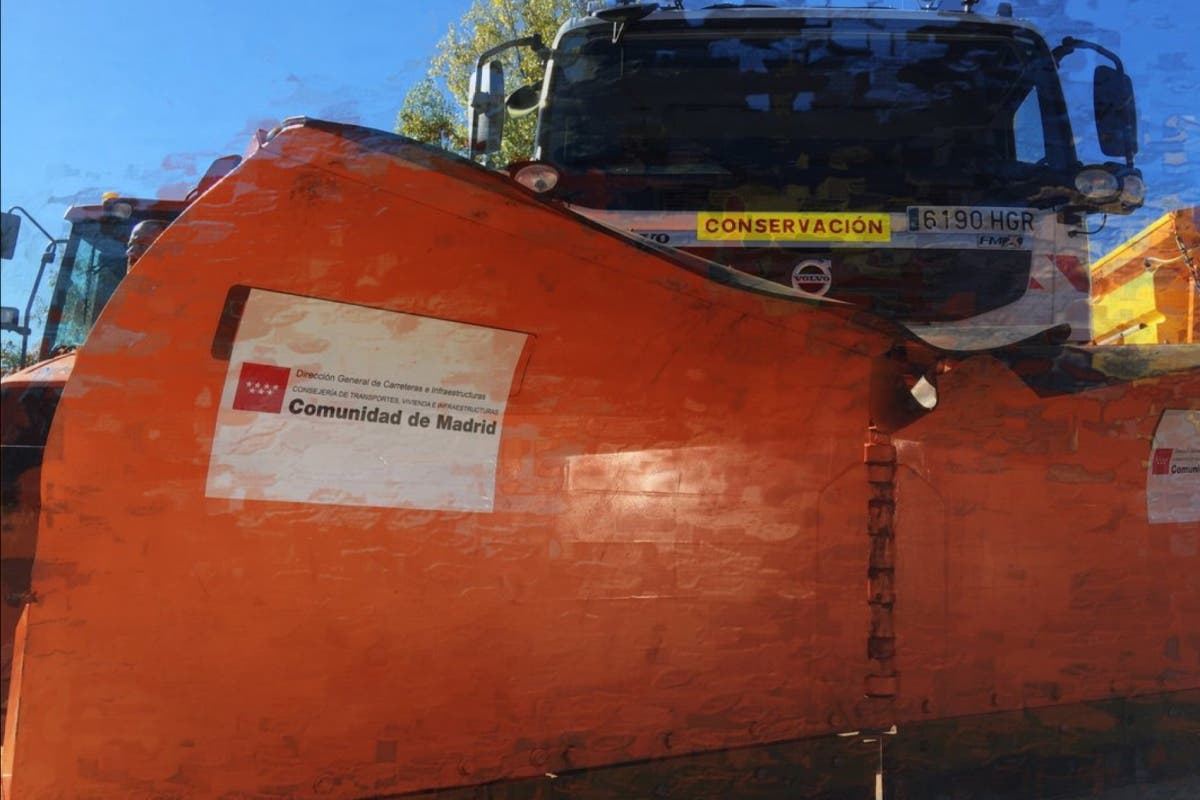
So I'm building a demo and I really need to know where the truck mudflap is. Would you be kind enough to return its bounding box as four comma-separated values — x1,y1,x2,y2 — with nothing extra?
5,119,1198,798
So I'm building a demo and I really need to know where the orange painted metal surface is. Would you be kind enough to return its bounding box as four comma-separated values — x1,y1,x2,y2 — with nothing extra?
0,352,74,726
1,179,227,723
3,122,1198,798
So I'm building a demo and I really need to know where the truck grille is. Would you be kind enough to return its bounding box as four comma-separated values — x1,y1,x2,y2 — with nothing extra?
686,246,1033,322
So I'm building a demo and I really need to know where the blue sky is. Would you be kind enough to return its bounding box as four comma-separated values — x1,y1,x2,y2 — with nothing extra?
1,0,475,336
2,0,1197,350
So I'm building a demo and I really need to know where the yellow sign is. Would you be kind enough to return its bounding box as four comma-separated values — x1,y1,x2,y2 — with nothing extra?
697,212,891,242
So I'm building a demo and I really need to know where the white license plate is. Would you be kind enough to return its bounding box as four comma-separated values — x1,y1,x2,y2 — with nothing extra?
907,206,1036,234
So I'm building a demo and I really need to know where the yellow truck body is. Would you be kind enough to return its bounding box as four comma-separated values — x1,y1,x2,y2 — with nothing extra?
1090,207,1199,344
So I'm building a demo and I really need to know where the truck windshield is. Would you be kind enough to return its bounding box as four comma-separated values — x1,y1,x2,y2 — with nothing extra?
541,18,1074,210
39,218,134,358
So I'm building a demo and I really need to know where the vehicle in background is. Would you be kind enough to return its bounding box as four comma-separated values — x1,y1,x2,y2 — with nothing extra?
472,0,1144,350
1089,206,1199,344
1,154,241,366
0,154,239,726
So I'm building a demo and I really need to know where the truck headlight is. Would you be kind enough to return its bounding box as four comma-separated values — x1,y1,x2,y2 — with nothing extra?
1074,167,1120,201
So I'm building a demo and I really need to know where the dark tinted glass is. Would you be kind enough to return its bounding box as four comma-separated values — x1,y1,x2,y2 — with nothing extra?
544,19,1072,209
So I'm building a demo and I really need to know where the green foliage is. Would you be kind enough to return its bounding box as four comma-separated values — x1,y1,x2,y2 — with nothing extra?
396,0,588,165
397,78,464,152
1,337,36,376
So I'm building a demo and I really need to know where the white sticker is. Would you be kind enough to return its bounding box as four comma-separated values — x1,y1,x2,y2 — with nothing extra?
206,289,528,512
1146,409,1200,525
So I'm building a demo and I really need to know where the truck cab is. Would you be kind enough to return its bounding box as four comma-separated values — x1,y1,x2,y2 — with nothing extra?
471,0,1144,350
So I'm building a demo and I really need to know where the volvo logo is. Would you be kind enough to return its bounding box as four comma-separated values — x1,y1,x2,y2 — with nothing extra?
790,259,833,296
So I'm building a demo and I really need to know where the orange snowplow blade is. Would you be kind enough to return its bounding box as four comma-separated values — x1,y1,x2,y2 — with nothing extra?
4,120,1198,798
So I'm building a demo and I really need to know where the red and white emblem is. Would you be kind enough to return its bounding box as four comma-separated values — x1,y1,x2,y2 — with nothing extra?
232,362,290,413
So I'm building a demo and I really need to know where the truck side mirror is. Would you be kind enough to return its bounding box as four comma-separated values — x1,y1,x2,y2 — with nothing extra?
1,211,21,260
506,83,541,118
469,60,506,155
1094,65,1137,160
0,306,23,333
